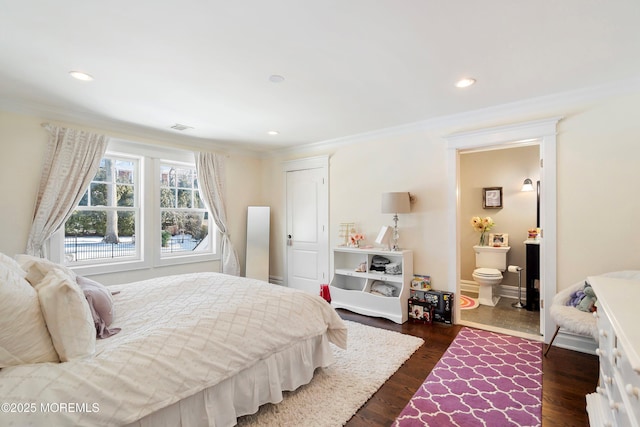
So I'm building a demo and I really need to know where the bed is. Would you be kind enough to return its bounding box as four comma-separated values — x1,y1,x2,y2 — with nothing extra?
0,256,347,427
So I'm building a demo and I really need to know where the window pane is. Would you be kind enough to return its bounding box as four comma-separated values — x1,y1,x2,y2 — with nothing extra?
160,165,173,187
177,189,192,208
115,160,134,184
194,190,205,209
63,154,140,266
66,210,107,236
64,210,137,262
90,183,107,206
176,168,192,188
78,190,89,206
159,162,215,259
161,211,209,254
117,184,134,207
93,160,107,182
160,187,175,208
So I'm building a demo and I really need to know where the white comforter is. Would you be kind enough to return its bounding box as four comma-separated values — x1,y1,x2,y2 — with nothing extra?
0,272,347,427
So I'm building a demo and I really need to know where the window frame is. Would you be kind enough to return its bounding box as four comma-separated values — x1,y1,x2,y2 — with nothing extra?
50,140,219,276
155,158,217,267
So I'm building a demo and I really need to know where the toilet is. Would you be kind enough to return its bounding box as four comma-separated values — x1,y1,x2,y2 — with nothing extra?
472,245,510,307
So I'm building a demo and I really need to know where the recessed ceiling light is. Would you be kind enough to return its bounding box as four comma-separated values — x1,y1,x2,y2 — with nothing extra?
268,74,285,83
267,130,279,135
69,71,94,81
455,77,476,88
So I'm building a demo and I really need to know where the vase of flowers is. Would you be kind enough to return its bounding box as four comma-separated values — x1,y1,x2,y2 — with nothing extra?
470,216,495,246
349,233,365,248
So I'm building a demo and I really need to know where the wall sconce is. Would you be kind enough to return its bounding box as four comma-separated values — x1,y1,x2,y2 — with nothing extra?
381,192,411,251
521,178,534,192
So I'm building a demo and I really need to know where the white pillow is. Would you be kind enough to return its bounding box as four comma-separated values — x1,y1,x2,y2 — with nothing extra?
35,269,96,361
0,265,59,367
14,254,77,287
0,253,27,278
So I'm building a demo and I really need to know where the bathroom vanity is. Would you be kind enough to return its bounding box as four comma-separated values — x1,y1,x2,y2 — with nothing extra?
524,240,540,311
586,275,640,426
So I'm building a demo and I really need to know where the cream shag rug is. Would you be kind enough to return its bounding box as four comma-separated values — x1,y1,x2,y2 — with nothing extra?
236,320,424,427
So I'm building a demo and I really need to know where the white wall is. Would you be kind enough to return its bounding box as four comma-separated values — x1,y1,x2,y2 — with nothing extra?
556,92,640,286
264,128,451,290
3,88,640,295
0,110,263,285
0,112,47,258
264,89,640,296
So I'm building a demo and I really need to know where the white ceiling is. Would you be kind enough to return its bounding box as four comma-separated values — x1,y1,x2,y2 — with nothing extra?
1,1,640,152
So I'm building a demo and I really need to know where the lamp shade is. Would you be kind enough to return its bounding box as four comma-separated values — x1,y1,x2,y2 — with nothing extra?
521,178,534,192
381,192,411,214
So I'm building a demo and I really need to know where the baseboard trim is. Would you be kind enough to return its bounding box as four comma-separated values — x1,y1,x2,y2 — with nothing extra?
501,284,526,301
547,330,598,355
460,280,478,294
460,280,527,303
269,276,284,286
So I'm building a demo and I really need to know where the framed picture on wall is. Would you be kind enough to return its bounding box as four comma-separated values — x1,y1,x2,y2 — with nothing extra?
489,233,509,247
482,187,503,209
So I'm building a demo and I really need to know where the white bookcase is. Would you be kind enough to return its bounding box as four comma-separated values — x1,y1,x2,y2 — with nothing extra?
329,247,413,324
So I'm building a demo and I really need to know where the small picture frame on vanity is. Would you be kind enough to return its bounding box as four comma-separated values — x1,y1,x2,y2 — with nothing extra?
489,233,509,247
482,187,503,209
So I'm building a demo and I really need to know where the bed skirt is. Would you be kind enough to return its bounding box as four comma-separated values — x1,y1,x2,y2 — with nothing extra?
125,332,334,427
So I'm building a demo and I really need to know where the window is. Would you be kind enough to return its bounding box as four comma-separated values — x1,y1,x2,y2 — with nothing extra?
64,155,139,264
54,142,218,274
159,162,213,258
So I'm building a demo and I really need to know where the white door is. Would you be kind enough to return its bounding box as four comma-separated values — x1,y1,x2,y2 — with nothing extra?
285,157,328,294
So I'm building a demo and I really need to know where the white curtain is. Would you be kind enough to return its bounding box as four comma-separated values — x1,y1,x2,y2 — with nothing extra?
195,152,240,276
26,124,109,257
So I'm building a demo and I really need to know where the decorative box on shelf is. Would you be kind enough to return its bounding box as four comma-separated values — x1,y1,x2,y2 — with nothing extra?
409,289,453,325
329,247,413,324
408,299,434,324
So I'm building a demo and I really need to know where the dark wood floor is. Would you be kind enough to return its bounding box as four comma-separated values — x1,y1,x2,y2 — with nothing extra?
338,309,599,427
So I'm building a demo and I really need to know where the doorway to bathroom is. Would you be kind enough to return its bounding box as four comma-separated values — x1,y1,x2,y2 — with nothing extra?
445,117,560,343
458,144,540,337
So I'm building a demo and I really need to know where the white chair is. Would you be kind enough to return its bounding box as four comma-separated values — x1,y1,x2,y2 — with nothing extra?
545,270,640,357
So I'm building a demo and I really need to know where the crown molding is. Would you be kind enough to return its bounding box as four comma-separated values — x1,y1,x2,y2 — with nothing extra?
0,98,265,158
271,75,640,157
3,75,640,159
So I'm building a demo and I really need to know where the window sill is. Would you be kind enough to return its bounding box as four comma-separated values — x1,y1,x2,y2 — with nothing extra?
69,259,152,277
155,252,219,267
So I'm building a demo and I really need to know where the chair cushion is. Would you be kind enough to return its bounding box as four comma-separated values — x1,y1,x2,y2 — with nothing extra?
550,270,640,342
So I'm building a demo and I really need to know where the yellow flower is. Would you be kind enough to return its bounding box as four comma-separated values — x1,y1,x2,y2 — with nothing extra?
471,216,495,232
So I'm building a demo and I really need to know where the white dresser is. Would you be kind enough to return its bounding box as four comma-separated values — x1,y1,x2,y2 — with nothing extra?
587,276,640,427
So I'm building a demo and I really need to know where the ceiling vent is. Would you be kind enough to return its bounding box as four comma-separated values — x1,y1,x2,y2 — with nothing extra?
171,123,193,131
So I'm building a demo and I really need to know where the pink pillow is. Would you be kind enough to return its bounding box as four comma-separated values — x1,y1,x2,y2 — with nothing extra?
76,276,120,338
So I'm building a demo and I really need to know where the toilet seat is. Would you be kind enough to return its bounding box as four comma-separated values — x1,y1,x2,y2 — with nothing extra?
473,267,502,277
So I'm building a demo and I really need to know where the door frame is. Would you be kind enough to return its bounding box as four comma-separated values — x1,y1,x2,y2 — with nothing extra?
445,117,561,342
282,155,329,288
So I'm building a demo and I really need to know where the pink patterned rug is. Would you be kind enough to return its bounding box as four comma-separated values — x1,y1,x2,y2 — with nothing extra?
393,327,542,426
